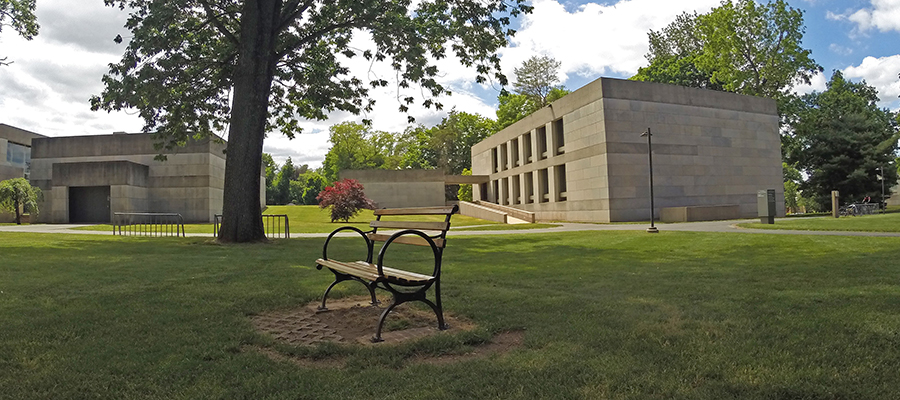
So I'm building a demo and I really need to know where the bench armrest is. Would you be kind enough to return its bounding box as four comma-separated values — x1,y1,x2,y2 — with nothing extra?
376,229,441,278
321,226,374,264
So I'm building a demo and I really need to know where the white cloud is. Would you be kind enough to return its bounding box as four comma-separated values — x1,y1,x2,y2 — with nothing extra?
829,43,853,56
842,55,900,110
827,0,900,34
792,72,828,96
499,0,721,83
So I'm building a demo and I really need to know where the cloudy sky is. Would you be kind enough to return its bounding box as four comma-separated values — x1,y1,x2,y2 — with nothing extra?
1,0,899,168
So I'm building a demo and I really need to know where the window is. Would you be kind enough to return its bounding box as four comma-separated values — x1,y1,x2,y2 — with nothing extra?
492,180,500,204
479,183,488,201
499,144,508,171
555,164,567,202
553,118,565,155
522,132,533,164
491,148,499,173
538,168,549,203
536,126,548,160
512,175,521,205
524,173,534,204
510,138,519,168
500,177,509,205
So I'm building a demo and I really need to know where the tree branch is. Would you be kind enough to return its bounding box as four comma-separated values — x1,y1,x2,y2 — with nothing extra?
277,0,315,34
276,18,367,59
198,0,238,45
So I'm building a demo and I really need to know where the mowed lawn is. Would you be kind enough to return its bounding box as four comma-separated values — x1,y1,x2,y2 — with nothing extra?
740,210,900,232
2,230,900,399
73,205,515,234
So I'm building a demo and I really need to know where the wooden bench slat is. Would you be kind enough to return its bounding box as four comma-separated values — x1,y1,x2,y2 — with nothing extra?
373,206,457,216
316,258,434,284
370,220,450,231
367,233,445,248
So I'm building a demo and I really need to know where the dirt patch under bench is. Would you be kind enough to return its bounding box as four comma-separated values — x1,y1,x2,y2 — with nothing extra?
248,295,524,367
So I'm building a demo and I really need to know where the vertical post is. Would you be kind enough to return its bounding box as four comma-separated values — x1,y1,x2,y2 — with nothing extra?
878,167,885,214
642,128,658,233
831,190,840,218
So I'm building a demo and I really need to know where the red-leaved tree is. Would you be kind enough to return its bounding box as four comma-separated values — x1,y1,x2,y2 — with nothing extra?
316,179,375,222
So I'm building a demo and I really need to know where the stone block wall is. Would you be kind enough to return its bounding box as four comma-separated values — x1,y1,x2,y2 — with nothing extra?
30,134,230,223
471,77,784,223
341,169,446,209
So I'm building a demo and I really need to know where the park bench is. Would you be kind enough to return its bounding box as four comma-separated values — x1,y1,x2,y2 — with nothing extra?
315,205,459,342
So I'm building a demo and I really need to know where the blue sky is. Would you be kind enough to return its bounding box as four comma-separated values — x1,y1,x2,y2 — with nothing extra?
0,0,898,167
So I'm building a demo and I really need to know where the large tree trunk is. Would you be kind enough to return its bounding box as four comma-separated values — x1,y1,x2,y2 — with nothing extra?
218,0,281,243
14,198,20,225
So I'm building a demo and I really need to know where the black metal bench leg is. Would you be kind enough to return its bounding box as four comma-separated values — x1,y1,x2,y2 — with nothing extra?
366,282,379,306
433,279,447,330
372,298,402,343
318,272,378,312
317,278,343,312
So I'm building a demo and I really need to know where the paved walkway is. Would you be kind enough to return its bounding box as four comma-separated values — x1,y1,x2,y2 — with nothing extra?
2,219,899,237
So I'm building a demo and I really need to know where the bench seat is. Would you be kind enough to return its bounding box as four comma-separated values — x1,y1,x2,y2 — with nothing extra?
315,258,435,285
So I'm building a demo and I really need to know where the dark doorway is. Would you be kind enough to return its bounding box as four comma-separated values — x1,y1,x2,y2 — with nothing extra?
69,186,111,223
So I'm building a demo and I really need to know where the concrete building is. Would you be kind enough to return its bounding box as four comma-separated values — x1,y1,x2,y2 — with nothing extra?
340,169,488,209
0,123,45,181
29,133,239,223
470,77,785,223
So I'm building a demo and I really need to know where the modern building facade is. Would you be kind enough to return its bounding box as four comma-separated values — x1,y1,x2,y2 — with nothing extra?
0,123,45,181
470,77,785,223
29,133,237,223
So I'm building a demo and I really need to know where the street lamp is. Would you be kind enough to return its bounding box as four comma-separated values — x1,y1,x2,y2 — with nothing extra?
641,128,658,233
876,166,886,214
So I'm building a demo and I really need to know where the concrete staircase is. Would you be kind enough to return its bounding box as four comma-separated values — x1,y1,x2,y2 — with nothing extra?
458,200,535,224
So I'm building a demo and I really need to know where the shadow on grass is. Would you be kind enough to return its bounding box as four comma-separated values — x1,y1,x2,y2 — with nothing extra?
2,231,900,399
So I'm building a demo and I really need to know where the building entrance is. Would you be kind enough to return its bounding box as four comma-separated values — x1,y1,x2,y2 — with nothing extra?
69,186,111,223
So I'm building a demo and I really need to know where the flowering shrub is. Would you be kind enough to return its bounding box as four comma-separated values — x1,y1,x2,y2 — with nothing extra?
316,179,376,222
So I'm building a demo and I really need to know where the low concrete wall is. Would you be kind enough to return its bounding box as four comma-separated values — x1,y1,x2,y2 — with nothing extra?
459,201,507,223
473,200,536,223
660,204,741,222
341,169,446,208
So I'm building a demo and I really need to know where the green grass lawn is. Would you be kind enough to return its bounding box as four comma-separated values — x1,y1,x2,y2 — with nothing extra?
740,211,900,232
74,205,511,234
2,231,900,398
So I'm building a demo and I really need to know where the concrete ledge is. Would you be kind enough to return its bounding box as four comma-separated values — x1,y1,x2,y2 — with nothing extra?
473,200,536,223
660,204,740,222
459,201,508,224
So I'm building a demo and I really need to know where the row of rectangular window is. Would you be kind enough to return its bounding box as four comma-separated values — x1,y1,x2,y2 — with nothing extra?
491,118,565,173
481,164,567,205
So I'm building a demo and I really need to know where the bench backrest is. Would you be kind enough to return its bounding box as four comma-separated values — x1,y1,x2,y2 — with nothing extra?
367,205,459,249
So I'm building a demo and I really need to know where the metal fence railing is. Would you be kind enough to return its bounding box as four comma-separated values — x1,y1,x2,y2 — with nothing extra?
113,212,186,237
213,214,290,239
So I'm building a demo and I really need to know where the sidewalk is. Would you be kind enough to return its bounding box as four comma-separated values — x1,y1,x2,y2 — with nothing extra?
3,219,900,238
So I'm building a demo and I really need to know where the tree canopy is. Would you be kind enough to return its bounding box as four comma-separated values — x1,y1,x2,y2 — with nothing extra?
631,0,820,104
0,178,42,224
93,0,530,242
0,0,39,65
496,55,569,130
513,55,563,108
786,71,898,208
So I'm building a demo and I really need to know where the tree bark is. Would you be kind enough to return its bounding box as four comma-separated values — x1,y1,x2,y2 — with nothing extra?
218,0,281,243
14,198,20,225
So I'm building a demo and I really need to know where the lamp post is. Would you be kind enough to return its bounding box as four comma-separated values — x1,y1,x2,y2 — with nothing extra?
641,128,658,233
876,166,885,214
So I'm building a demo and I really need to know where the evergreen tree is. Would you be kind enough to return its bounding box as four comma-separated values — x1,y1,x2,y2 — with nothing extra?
787,71,898,208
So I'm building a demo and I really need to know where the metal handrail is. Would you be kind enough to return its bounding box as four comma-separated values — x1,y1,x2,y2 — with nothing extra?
213,214,290,239
113,212,185,237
